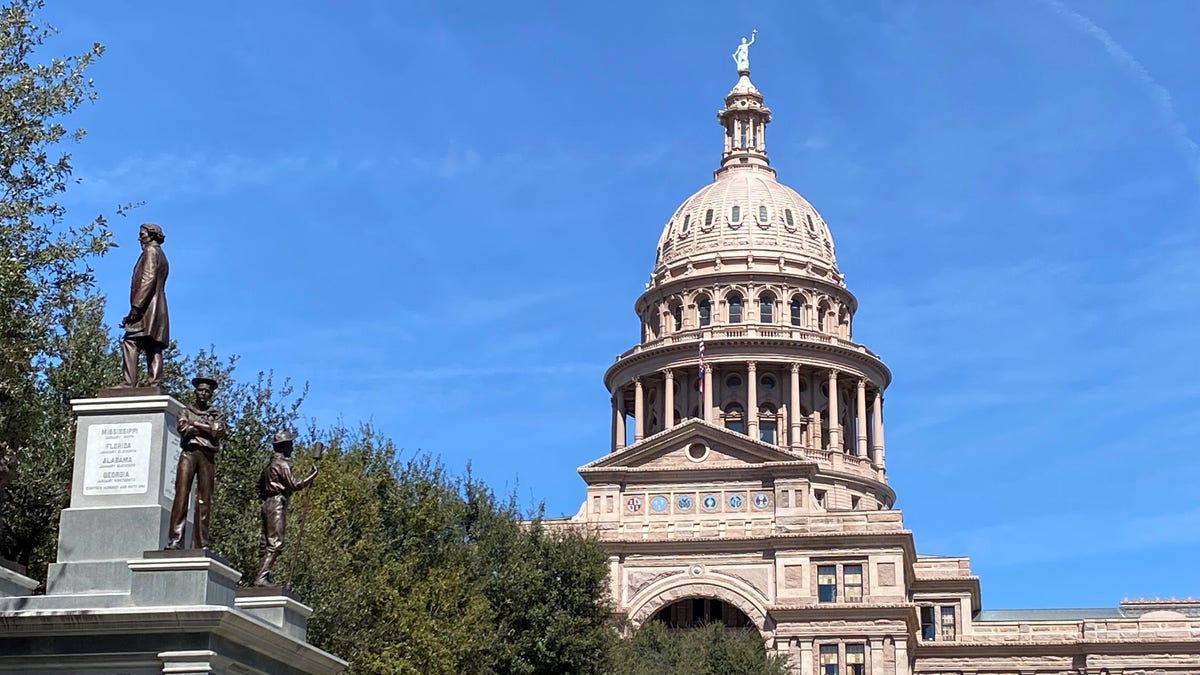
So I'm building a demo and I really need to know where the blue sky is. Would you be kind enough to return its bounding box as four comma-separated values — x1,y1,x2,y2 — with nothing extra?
42,1,1200,609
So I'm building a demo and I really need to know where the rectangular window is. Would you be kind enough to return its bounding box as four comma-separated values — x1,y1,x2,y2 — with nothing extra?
940,605,957,641
920,606,936,641
846,644,864,675
759,419,776,444
843,564,863,602
817,565,837,603
819,645,838,675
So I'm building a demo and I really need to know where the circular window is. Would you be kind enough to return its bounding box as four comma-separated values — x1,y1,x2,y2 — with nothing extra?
676,495,693,511
753,492,771,510
625,496,642,513
728,494,745,509
650,496,668,512
725,374,743,388
761,375,776,390
702,494,719,511
687,443,708,462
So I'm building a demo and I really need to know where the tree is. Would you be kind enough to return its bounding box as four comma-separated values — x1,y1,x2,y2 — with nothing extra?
612,622,789,675
0,0,119,571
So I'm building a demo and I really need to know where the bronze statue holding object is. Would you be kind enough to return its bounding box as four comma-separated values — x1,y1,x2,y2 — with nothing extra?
253,431,320,587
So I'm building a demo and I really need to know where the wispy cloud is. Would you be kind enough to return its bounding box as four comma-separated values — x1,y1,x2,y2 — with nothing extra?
1040,0,1200,188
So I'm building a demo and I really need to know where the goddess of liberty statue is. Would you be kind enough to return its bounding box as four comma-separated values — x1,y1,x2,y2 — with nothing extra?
733,29,757,72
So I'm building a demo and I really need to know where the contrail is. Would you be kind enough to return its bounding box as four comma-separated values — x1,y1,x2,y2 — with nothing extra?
1041,0,1200,187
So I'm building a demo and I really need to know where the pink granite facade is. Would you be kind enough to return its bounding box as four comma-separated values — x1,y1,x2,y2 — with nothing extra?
563,63,1200,674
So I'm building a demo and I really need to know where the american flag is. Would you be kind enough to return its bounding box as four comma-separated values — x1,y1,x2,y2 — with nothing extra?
697,339,706,395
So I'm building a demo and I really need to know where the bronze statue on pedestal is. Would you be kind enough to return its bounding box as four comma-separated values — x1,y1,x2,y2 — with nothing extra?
165,376,226,550
253,431,319,587
118,223,169,388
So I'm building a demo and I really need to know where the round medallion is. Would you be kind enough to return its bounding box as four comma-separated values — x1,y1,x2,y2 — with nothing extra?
677,495,693,511
728,494,744,509
625,496,642,513
753,492,771,510
702,495,718,511
650,496,668,513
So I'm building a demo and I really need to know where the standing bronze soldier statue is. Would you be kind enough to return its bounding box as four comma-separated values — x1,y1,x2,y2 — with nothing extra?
119,223,169,388
166,376,226,550
253,430,319,587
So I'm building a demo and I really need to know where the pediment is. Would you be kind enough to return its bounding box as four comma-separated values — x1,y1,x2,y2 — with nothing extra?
579,418,807,476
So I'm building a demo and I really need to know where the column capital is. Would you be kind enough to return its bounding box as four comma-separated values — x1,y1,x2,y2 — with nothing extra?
857,377,867,388
828,368,839,378
747,361,757,373
790,362,802,373
632,376,642,385
661,368,675,380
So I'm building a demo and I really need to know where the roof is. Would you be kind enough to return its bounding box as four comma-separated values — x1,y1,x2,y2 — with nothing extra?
974,608,1126,622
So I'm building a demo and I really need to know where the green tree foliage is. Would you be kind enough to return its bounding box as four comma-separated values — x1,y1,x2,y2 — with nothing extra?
612,622,789,675
0,0,122,573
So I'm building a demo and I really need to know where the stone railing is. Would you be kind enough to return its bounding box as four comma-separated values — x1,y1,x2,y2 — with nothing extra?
616,326,880,361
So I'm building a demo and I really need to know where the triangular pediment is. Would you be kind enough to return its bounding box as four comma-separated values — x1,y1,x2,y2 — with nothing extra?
579,418,808,477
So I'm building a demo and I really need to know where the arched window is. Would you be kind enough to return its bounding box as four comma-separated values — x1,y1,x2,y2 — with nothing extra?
759,294,775,323
730,205,741,223
817,301,831,333
790,297,804,327
705,209,714,227
698,297,712,327
681,214,691,233
723,402,746,434
785,208,795,228
758,204,768,222
648,309,660,339
671,303,683,331
727,294,743,323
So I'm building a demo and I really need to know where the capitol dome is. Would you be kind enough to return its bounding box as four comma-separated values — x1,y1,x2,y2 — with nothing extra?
651,72,842,289
655,169,838,271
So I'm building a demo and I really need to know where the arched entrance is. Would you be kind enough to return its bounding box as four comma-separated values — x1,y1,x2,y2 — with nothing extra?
653,597,755,629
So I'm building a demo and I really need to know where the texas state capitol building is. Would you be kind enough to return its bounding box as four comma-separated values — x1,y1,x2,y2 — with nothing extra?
561,56,1200,674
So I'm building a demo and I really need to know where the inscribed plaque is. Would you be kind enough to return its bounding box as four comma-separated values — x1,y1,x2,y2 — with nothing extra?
83,422,152,495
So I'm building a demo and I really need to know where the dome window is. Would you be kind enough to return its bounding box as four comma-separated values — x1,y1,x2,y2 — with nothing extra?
785,209,795,228
806,213,816,232
758,205,768,221
671,303,683,331
704,209,714,227
698,298,712,327
790,298,804,327
681,214,690,234
730,205,741,224
761,375,777,391
727,294,743,323
759,295,774,323
725,374,743,389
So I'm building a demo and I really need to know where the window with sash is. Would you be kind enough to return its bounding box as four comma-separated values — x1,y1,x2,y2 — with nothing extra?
819,645,838,675
843,564,863,602
817,565,837,602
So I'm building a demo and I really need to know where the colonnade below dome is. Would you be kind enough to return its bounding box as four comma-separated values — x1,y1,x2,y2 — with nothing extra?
610,362,885,470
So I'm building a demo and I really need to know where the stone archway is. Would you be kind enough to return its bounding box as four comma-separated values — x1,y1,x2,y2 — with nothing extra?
627,579,770,634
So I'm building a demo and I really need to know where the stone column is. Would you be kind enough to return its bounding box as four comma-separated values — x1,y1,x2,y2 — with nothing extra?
810,410,821,451
856,379,868,458
873,391,886,468
662,369,675,429
789,364,802,450
798,638,813,675
703,366,714,422
633,378,645,442
826,370,840,451
747,362,759,439
895,639,910,675
613,393,626,451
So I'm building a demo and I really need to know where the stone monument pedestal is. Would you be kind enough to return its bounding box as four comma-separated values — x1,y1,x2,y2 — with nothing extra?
0,394,346,674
